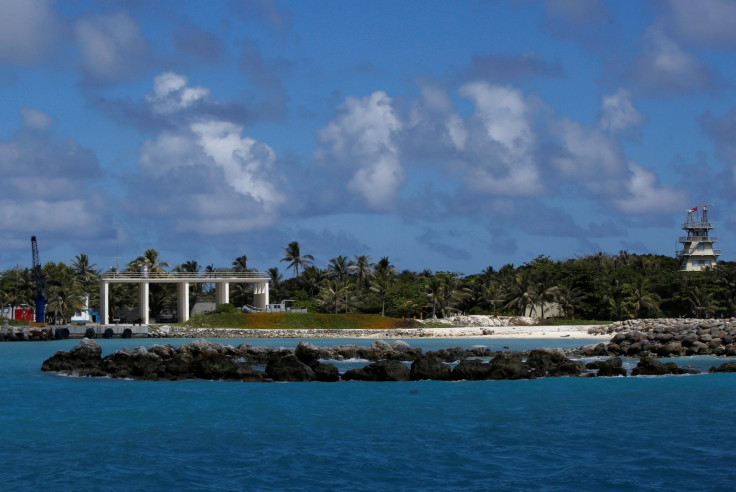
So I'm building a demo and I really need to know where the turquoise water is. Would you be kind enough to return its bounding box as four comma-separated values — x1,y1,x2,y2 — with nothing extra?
2,338,736,491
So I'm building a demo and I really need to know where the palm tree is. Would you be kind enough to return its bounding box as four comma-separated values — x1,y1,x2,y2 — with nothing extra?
281,241,314,278
71,254,100,287
425,276,441,319
371,257,396,317
300,266,324,299
266,267,282,288
371,274,392,317
630,277,661,318
176,260,200,274
374,257,395,279
483,281,505,315
505,272,539,316
127,249,170,276
326,255,350,280
233,255,248,272
266,266,283,301
318,279,348,314
47,270,85,324
436,272,468,318
351,255,374,290
553,283,585,319
688,286,717,318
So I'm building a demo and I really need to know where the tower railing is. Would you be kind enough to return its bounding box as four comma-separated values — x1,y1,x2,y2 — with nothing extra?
678,236,718,242
102,271,270,280
676,248,722,257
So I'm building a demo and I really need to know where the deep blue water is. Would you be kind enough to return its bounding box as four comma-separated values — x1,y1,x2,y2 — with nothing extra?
2,337,736,491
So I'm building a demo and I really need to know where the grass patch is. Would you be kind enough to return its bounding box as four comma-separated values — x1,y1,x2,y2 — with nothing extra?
180,312,406,330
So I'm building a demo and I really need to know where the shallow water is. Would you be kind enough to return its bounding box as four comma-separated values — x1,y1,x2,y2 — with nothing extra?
2,338,735,491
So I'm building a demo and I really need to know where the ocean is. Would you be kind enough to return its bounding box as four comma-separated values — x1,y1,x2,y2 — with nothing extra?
2,337,735,491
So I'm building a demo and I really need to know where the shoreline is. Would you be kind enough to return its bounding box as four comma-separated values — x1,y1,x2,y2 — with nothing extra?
149,324,609,340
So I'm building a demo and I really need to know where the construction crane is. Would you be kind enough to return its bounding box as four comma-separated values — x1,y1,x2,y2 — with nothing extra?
31,236,47,323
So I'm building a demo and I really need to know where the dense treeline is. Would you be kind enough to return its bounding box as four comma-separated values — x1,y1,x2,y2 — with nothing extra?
1,244,734,322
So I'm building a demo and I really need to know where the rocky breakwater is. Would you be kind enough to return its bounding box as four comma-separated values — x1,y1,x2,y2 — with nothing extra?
40,338,709,381
587,318,736,358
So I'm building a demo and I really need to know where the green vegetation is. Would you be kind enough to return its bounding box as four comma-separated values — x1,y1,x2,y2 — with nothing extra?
3,243,736,324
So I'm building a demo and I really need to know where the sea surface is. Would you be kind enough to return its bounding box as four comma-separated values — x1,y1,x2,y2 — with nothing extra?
2,337,736,491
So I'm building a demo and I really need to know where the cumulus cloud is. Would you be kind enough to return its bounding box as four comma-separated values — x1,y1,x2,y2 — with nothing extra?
660,0,736,49
20,106,51,130
146,72,210,115
132,72,285,235
597,89,646,134
0,109,109,238
626,27,715,95
316,91,404,211
549,117,629,196
700,109,736,185
614,162,686,214
74,12,152,84
0,0,60,63
456,83,542,196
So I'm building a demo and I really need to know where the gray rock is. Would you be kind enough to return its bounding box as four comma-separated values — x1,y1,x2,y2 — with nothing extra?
343,360,410,381
266,354,315,382
410,354,452,380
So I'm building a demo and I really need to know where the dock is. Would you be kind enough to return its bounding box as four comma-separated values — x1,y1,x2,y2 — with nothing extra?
0,324,149,341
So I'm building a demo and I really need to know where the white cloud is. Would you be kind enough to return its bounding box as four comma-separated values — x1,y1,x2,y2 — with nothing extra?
20,106,51,130
456,83,542,195
0,199,98,231
0,0,59,63
191,120,282,207
627,27,714,94
316,91,404,210
146,72,210,115
662,0,736,49
74,12,151,83
550,117,629,196
134,72,285,234
0,115,108,240
614,162,686,214
598,89,645,134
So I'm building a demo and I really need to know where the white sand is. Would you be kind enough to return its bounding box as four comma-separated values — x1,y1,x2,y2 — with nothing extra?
410,325,609,340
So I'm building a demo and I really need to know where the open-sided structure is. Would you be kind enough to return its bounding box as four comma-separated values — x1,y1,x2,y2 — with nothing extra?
99,270,270,324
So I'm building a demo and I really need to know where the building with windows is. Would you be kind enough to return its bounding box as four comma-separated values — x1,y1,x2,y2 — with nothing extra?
677,205,721,271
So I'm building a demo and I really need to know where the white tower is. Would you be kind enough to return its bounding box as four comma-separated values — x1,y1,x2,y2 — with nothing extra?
677,205,720,271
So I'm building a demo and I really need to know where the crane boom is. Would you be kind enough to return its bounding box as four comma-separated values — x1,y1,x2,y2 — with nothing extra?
31,236,47,323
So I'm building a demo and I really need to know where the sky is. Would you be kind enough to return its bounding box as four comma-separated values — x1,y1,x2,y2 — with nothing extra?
1,0,736,276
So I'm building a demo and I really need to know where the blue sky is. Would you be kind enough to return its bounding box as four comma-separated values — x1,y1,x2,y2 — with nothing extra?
1,0,736,276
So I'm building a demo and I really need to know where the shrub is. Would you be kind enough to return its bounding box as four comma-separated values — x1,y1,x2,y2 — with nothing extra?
216,303,236,314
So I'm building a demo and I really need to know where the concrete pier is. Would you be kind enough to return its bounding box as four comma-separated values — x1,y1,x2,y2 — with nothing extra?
99,271,270,325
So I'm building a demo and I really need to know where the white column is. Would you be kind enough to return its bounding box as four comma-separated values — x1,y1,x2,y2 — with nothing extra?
139,282,149,324
100,281,109,324
215,282,230,305
178,282,190,322
253,281,269,310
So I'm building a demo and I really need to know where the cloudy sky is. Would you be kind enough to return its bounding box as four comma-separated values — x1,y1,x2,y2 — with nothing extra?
1,0,735,275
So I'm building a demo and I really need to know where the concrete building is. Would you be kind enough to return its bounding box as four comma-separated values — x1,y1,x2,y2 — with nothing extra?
677,205,721,271
99,270,270,325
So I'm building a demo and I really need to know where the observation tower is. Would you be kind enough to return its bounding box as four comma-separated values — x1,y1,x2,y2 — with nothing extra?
677,205,721,271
